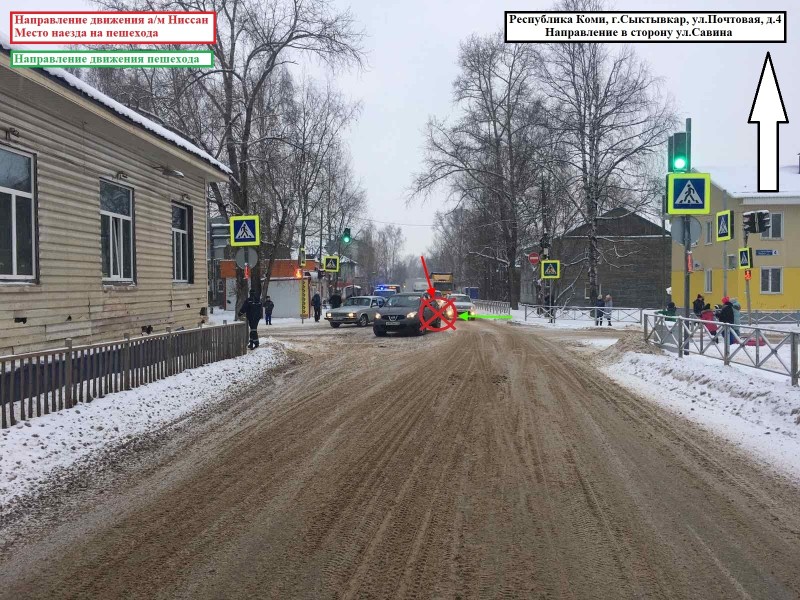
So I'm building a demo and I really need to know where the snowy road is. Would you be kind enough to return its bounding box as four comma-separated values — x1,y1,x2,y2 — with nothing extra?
1,321,800,599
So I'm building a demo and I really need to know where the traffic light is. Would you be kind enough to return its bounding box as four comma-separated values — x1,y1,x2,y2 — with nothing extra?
294,268,302,279
756,210,771,234
342,227,351,244
669,132,689,172
742,211,757,233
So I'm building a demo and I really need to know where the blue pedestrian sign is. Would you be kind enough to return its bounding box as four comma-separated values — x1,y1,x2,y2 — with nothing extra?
230,215,260,247
716,209,733,242
667,173,711,215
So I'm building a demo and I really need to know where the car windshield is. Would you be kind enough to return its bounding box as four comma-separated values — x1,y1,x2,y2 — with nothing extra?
450,295,470,302
385,295,421,307
343,297,371,307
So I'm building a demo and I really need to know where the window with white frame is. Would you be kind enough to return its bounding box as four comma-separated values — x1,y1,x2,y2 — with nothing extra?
760,267,782,294
704,269,713,293
0,146,35,280
727,254,738,270
100,180,134,282
761,212,783,240
584,284,602,300
704,221,712,244
172,203,192,282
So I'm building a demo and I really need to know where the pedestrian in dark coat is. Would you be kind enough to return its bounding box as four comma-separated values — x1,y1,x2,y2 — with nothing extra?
716,298,736,345
312,292,322,322
329,292,342,309
594,296,605,326
238,290,263,349
693,294,704,317
264,296,275,325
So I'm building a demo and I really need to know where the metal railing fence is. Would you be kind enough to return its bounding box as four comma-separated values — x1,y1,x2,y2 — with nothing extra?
521,304,644,324
0,321,248,429
643,313,799,386
474,300,511,315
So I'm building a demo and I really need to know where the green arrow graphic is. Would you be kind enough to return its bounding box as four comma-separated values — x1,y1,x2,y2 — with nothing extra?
458,312,512,321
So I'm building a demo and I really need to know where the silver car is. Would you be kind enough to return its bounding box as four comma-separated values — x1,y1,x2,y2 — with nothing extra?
447,294,477,320
325,295,386,328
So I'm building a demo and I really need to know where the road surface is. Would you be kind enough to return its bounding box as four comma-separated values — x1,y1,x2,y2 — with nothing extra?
2,321,800,599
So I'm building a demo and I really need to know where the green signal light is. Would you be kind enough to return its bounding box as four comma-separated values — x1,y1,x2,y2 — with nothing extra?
673,156,687,170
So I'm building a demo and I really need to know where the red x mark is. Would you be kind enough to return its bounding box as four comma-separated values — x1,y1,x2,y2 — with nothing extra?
420,297,457,332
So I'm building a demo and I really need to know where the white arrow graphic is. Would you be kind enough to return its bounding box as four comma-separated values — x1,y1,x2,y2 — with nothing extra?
748,52,788,192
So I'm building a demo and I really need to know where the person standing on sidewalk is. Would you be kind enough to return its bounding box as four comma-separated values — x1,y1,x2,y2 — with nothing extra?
312,292,322,322
238,289,263,349
603,294,613,326
594,295,605,326
693,294,705,317
264,295,274,326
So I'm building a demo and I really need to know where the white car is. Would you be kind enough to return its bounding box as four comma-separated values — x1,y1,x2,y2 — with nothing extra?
447,294,477,320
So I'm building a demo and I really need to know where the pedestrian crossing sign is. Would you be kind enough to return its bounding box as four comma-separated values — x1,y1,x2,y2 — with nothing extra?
667,173,711,215
541,260,560,280
230,215,260,247
322,255,340,273
716,210,733,242
738,247,752,269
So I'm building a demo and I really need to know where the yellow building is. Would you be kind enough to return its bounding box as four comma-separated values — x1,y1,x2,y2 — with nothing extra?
671,166,799,310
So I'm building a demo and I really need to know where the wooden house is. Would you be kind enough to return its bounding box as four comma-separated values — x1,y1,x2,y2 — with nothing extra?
0,38,230,355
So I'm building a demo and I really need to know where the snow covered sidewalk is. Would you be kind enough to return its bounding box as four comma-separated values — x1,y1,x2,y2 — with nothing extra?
0,340,289,509
595,336,800,482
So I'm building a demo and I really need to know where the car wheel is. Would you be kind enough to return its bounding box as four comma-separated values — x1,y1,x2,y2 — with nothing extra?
373,326,387,337
358,314,369,327
330,322,341,328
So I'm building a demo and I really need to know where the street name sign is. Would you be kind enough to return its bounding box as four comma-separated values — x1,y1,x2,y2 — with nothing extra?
323,255,340,272
667,173,711,215
755,249,778,256
230,215,260,247
738,247,753,269
541,260,560,280
716,209,733,242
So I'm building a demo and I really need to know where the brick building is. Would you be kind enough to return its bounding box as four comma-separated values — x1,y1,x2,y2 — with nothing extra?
520,208,671,308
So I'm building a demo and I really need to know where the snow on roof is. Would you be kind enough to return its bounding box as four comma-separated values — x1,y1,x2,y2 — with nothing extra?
0,32,231,176
696,165,800,199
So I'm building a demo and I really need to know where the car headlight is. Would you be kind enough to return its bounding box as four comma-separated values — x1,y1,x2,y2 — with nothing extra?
469,307,476,315
326,312,332,318
446,307,454,317
375,312,381,319
348,312,355,318
406,311,417,319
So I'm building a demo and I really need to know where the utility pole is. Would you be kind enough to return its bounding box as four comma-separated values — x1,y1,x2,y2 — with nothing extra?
683,117,692,318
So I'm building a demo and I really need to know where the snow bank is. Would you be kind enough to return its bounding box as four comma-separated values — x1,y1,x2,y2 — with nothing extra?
0,32,231,176
600,346,800,481
0,341,288,508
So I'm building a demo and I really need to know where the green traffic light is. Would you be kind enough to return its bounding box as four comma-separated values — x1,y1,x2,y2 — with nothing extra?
673,156,687,170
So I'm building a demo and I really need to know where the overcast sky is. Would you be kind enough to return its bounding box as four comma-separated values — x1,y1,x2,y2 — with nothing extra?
3,0,797,254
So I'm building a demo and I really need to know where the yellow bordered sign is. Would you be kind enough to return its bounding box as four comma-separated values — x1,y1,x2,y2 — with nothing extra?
322,255,340,273
541,260,560,279
667,173,711,215
738,247,753,269
716,209,733,242
230,215,260,247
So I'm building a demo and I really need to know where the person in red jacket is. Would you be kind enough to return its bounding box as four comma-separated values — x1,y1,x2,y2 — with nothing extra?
700,303,718,341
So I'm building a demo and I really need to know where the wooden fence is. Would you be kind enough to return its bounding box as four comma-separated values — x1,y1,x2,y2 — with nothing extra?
0,321,248,429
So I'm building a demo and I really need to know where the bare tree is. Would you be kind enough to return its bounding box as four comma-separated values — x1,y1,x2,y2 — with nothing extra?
87,0,365,305
537,0,676,302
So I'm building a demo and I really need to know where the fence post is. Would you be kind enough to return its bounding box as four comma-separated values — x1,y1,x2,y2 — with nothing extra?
723,325,731,365
677,321,684,358
643,314,649,341
165,327,172,376
123,334,131,390
791,332,798,387
64,339,73,409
